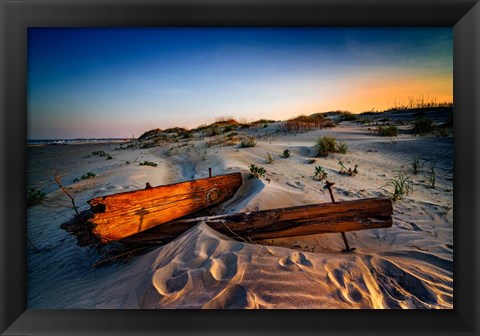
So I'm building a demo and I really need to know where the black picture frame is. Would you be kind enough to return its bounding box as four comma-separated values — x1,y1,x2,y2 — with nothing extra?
1,0,478,335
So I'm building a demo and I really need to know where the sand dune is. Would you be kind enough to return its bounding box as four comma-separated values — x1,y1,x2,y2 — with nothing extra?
26,114,453,309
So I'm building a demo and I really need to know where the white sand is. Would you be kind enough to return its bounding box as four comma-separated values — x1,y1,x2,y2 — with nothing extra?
27,119,453,309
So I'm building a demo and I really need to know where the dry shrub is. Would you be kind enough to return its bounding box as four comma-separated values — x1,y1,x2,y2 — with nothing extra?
283,114,335,133
377,125,398,136
240,137,257,148
206,134,239,147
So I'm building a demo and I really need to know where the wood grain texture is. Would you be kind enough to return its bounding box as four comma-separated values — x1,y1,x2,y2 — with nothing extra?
87,172,242,242
122,198,393,244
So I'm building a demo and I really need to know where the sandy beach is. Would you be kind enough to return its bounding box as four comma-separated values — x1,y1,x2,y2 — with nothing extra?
27,109,453,309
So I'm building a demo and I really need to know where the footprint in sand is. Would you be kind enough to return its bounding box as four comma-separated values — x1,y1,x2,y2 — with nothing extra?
326,267,366,304
203,284,254,309
279,252,313,268
346,284,363,303
153,268,190,295
372,258,437,305
165,271,189,293
292,252,313,267
286,180,305,190
197,239,220,259
210,253,238,281
327,268,346,288
279,256,295,267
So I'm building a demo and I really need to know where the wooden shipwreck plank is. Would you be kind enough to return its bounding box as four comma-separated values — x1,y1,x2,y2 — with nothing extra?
122,198,393,244
88,172,242,243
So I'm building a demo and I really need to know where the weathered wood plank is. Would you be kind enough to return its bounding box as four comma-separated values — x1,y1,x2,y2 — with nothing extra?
88,172,242,242
122,198,393,244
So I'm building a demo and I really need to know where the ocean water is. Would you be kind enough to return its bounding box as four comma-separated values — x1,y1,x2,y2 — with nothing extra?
27,138,129,145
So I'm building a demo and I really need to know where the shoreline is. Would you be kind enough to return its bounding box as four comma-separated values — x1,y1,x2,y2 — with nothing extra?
27,139,131,147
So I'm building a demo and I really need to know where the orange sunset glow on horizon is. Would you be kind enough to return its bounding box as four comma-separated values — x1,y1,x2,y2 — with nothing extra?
28,27,452,139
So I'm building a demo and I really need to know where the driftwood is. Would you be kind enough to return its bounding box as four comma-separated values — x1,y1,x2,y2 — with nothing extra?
121,198,393,244
87,172,242,243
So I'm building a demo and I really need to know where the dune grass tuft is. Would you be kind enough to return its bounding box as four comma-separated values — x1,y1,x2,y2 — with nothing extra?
385,172,413,201
240,137,257,148
249,164,266,179
414,118,434,135
315,136,337,156
283,115,335,133
314,136,348,157
27,188,46,207
427,160,436,188
412,156,423,174
139,161,158,167
313,166,328,180
265,152,275,164
377,125,398,137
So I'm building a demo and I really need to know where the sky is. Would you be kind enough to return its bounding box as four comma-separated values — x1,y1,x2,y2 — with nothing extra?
27,27,453,139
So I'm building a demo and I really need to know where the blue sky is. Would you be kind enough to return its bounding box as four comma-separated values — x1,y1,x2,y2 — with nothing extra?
27,27,452,139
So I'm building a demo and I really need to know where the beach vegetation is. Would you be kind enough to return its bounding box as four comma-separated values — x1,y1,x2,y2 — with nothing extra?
377,125,398,137
282,149,291,158
165,147,180,156
208,125,221,136
138,128,162,141
92,150,108,157
433,127,449,137
384,95,453,111
336,141,348,154
412,156,423,174
252,119,275,124
283,114,335,133
91,150,114,159
314,136,348,157
249,164,266,179
385,172,413,201
81,171,96,180
338,111,358,122
414,118,434,135
250,119,275,128
338,160,358,176
240,137,257,148
315,136,337,156
141,142,156,149
265,152,275,164
180,131,193,139
355,117,371,125
27,188,46,207
427,160,436,188
139,161,158,167
192,117,243,135
164,127,187,134
206,134,239,147
223,124,238,132
313,166,328,181
214,116,239,125
54,175,79,215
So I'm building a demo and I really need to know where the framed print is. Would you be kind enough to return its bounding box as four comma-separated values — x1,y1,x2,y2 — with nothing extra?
1,0,479,335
